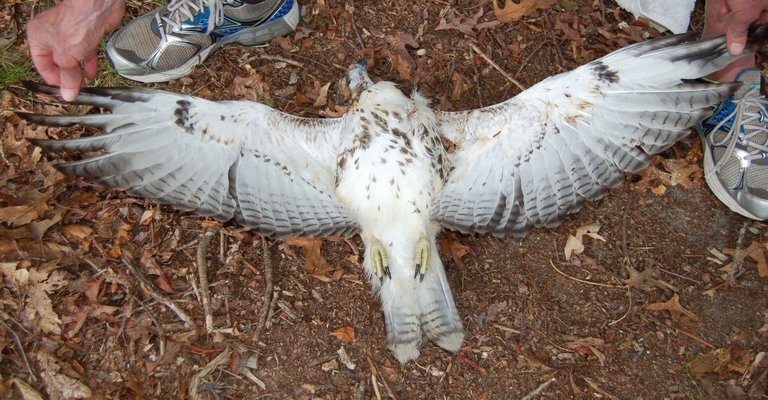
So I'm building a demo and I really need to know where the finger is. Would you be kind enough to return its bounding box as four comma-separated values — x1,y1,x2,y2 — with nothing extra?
82,52,99,80
29,49,62,86
59,64,84,102
725,13,751,55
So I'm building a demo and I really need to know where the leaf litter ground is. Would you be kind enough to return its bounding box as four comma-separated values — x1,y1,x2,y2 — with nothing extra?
1,0,767,398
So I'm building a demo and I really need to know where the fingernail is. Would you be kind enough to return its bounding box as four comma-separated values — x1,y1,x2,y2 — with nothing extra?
729,43,744,56
60,88,77,102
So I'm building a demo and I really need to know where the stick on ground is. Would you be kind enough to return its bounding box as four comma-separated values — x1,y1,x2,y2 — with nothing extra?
197,229,217,334
122,258,192,329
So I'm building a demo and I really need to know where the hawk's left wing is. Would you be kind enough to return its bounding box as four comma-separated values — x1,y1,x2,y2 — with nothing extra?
19,83,358,238
433,27,767,236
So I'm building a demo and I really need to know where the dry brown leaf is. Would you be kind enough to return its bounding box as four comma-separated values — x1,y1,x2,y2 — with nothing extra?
0,238,73,262
645,293,699,322
311,268,345,283
0,197,48,227
12,378,44,400
492,0,558,23
624,263,676,292
84,275,105,304
231,66,270,102
22,269,67,334
722,241,768,278
61,224,93,241
689,346,753,381
38,351,93,400
384,32,419,80
313,82,331,108
438,233,470,269
663,158,702,189
285,237,336,274
516,353,552,371
631,156,702,195
330,326,356,343
435,8,499,35
564,222,604,260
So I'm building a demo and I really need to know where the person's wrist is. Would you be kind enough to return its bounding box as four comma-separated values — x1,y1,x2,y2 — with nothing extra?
61,0,125,20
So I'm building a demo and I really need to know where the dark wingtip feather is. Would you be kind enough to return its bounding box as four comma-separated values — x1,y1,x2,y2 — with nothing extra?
747,24,768,51
21,80,61,96
15,111,82,127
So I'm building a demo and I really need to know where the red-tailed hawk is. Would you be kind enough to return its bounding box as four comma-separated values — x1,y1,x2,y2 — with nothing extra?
18,25,767,363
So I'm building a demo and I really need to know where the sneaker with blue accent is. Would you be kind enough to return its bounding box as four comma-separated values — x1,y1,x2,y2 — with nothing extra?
699,68,768,220
105,0,299,83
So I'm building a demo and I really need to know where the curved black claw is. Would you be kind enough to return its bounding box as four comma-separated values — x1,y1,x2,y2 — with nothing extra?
414,236,429,282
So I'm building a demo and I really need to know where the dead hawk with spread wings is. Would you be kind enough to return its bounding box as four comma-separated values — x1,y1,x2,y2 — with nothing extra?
18,26,768,363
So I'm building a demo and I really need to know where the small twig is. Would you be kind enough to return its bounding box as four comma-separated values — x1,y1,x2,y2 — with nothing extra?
543,13,566,70
469,43,526,92
729,222,749,283
253,239,274,342
549,261,625,288
658,267,701,284
122,258,192,329
197,229,217,334
608,289,632,326
255,54,305,68
513,41,545,79
678,328,716,349
521,376,557,400
366,356,383,400
189,347,232,400
0,319,34,381
307,354,338,368
349,0,365,51
367,355,396,400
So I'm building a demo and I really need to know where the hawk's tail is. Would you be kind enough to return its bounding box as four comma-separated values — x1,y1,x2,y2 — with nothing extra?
373,240,463,364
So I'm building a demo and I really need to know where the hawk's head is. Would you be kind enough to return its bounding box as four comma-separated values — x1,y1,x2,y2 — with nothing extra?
335,59,374,105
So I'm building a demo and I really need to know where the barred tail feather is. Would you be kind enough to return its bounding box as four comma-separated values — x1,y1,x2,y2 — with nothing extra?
417,246,463,352
371,241,463,364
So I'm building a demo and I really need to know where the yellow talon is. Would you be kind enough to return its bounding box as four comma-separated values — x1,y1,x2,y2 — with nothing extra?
414,235,430,282
371,238,390,281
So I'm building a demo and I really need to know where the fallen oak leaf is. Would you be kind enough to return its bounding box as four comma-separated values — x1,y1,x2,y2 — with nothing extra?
0,197,49,227
384,33,419,80
689,346,754,381
330,326,356,343
435,8,499,35
564,222,604,260
624,263,676,292
284,237,337,275
439,232,470,268
663,158,702,189
492,0,558,23
722,241,768,278
645,293,699,322
21,268,67,335
38,351,92,399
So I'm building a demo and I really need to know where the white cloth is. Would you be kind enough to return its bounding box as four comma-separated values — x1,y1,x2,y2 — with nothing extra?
615,0,695,34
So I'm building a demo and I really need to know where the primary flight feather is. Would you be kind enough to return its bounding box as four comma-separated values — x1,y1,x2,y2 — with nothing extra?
18,25,768,363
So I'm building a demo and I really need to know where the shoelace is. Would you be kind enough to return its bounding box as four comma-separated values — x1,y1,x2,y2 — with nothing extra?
708,86,768,173
155,0,226,40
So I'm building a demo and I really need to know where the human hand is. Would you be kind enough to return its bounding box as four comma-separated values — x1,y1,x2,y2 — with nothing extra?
26,0,125,101
719,0,768,55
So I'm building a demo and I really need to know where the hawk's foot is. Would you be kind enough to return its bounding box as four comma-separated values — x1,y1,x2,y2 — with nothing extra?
371,238,391,282
414,235,430,282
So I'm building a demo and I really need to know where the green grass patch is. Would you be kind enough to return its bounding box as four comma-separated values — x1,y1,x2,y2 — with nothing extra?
0,46,35,88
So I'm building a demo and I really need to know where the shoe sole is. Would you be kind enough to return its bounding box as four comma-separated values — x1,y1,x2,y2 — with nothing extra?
115,0,300,83
698,128,763,220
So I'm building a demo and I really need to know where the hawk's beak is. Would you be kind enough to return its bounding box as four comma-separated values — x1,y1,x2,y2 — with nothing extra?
336,59,374,105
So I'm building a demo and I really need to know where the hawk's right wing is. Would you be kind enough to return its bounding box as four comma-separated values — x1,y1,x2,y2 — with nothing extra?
19,83,358,238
